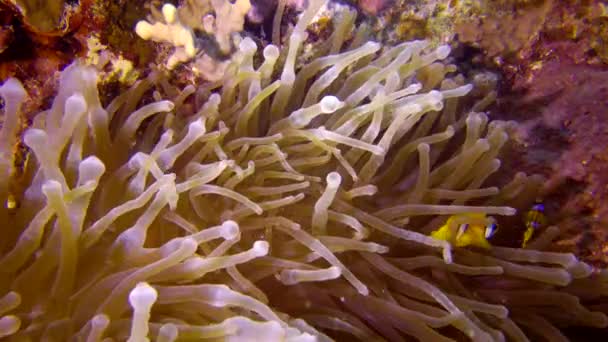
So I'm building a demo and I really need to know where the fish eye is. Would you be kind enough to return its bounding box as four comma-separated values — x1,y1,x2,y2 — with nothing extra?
485,223,498,239
456,223,468,239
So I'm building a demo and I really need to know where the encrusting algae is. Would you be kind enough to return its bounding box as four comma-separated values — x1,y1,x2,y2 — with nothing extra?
0,0,607,341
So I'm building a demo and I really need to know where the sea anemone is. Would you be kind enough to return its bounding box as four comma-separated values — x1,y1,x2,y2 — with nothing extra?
1,0,606,341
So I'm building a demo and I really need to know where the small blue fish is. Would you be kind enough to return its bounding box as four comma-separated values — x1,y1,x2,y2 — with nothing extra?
523,202,546,247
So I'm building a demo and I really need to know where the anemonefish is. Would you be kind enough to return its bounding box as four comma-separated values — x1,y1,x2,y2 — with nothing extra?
523,202,546,247
431,213,498,249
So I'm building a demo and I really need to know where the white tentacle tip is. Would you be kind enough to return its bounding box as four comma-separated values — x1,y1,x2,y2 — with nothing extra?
436,45,451,59
252,240,270,257
23,128,48,148
319,96,344,113
221,221,240,240
128,282,158,310
326,172,342,187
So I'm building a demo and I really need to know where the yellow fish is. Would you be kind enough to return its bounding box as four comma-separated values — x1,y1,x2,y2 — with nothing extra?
523,203,546,247
431,213,498,249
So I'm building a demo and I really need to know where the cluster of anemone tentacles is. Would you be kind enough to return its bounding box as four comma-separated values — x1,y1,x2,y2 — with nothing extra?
0,0,607,341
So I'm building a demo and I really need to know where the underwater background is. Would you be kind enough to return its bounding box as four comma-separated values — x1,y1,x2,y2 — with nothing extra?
0,0,607,340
